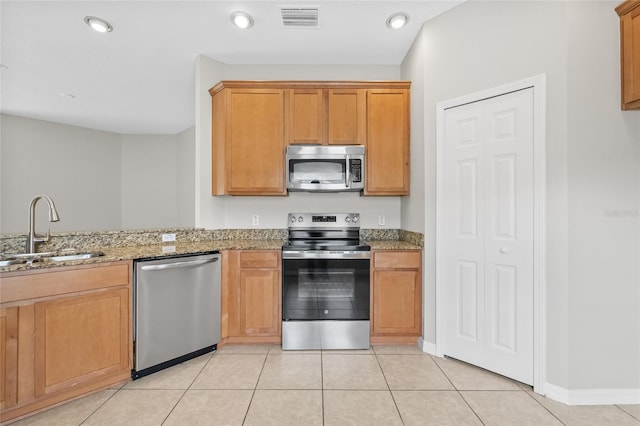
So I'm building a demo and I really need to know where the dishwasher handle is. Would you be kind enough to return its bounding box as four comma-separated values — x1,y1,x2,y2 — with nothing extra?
140,257,219,271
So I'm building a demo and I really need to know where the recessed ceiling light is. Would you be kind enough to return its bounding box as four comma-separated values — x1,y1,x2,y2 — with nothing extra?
84,16,113,33
230,11,254,29
386,12,409,30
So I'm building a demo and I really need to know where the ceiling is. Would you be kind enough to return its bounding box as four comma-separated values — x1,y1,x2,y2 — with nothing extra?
0,1,463,134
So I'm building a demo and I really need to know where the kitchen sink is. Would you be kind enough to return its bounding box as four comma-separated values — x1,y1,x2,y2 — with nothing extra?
11,251,56,259
49,252,105,262
0,251,105,267
0,258,28,267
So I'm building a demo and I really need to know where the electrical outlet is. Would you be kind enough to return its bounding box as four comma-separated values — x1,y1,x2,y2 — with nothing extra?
162,233,176,243
252,215,259,226
378,215,386,226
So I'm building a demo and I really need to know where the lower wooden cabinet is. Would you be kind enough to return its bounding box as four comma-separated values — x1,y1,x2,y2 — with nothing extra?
221,250,281,344
371,250,422,343
33,288,130,398
1,307,18,411
0,261,132,423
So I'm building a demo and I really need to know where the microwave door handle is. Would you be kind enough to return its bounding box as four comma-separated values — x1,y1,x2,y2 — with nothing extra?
345,154,351,188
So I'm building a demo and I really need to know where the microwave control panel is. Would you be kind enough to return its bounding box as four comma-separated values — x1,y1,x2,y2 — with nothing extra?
350,159,362,183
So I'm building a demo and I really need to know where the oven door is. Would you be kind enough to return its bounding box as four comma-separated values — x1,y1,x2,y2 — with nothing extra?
282,252,370,321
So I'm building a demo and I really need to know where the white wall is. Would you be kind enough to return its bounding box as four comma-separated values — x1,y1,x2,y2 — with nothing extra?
120,134,178,229
403,0,640,396
0,114,122,233
565,1,640,391
194,57,405,229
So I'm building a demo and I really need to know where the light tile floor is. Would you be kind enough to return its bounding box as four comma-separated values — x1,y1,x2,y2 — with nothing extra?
8,344,640,426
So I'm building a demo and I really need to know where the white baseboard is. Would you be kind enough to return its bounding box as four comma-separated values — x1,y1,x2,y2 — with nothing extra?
544,383,640,405
418,337,438,356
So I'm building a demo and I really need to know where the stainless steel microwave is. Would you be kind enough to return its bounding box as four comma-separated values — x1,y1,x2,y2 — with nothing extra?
286,145,365,192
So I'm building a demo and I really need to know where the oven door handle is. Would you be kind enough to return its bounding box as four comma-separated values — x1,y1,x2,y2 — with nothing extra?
282,250,370,260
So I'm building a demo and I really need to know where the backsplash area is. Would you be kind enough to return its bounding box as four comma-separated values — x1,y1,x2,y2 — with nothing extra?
1,228,422,254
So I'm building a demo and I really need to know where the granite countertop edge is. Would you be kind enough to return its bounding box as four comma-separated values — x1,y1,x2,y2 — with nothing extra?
1,238,422,274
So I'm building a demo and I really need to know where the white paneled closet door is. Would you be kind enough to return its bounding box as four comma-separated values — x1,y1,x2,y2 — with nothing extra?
442,88,534,385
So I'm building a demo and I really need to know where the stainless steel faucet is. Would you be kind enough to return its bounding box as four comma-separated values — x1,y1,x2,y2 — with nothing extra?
26,195,60,254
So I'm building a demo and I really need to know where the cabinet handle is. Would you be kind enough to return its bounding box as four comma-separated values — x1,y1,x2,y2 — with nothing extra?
140,257,219,271
345,154,351,188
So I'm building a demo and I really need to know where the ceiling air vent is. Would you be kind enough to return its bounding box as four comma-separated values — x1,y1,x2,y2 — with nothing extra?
281,7,319,28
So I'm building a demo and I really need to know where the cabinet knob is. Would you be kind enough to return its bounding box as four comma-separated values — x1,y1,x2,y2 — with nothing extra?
499,247,509,254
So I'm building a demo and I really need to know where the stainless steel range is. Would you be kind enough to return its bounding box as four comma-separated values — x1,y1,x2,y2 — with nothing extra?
282,213,370,350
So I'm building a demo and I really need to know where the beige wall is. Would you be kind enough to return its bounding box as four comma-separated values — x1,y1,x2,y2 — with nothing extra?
121,134,178,229
1,114,194,233
1,114,122,233
403,0,640,395
177,126,196,228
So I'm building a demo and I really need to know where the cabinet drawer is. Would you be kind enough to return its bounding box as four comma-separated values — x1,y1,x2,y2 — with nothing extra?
1,262,132,304
373,251,421,269
239,251,280,269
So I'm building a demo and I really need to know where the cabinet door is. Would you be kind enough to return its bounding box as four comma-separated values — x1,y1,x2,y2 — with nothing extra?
1,307,18,410
239,269,281,336
33,288,130,397
327,89,366,145
227,89,286,195
371,250,422,338
288,89,324,144
372,269,421,335
620,2,640,109
365,89,410,195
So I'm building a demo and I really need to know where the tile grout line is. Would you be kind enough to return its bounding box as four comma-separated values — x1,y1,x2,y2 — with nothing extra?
78,384,124,425
159,389,189,425
373,349,407,425
430,354,487,426
159,351,217,425
321,350,325,426
241,349,270,425
614,405,640,423
522,389,567,426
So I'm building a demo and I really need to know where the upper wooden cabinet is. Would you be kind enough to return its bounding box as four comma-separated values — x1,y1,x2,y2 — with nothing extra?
365,88,410,195
210,81,410,196
288,89,324,144
211,85,286,195
327,89,367,145
616,1,640,110
288,88,366,145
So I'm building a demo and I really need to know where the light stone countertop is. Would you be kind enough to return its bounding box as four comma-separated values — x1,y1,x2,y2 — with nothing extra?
0,239,286,274
0,238,421,274
367,240,422,250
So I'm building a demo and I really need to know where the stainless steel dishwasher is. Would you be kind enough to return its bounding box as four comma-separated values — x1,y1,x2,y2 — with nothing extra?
132,252,220,379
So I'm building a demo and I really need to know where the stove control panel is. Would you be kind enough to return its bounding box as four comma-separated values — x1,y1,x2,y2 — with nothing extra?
288,213,360,229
